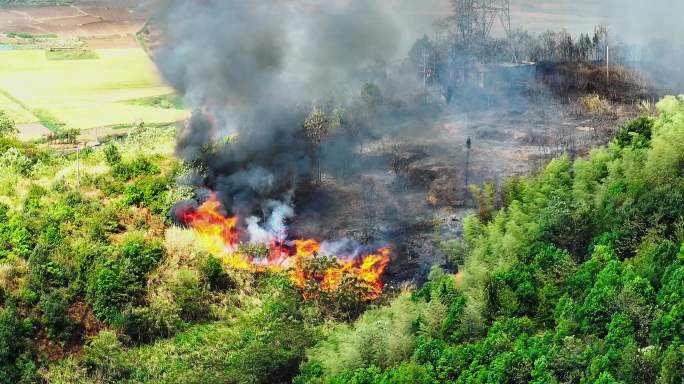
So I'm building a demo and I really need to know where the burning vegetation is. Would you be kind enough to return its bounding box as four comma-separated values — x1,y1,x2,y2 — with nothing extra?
178,193,390,300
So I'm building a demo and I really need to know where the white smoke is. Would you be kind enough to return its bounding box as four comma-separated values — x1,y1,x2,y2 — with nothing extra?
320,238,363,259
246,200,295,245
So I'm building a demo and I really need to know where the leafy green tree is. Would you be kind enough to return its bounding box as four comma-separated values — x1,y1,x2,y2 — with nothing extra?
88,237,164,323
38,290,75,344
0,306,31,384
615,117,653,148
103,144,121,166
0,111,18,139
361,83,383,110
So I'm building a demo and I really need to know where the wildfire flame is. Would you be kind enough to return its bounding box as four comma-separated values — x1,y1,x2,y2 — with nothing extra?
178,193,390,299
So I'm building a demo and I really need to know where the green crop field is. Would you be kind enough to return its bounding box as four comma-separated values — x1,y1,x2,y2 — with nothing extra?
0,48,189,133
0,90,37,124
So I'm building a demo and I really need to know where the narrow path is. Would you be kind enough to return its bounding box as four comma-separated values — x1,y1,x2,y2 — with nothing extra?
69,4,88,16
0,88,36,121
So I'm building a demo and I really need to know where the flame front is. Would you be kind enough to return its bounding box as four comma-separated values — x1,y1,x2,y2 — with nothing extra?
179,194,391,300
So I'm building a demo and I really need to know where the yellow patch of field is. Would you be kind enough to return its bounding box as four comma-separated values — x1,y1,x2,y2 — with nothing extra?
0,48,189,130
0,92,37,124
57,104,188,129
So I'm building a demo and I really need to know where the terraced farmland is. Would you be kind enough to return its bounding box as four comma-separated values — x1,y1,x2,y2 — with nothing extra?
0,47,189,138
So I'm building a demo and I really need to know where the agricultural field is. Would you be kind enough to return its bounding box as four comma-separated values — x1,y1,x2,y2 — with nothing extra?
0,47,188,138
0,89,37,124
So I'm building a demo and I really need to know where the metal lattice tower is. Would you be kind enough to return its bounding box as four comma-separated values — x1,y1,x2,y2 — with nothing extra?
448,0,511,49
483,0,511,37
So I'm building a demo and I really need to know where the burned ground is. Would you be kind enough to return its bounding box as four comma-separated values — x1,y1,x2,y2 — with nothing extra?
288,87,628,285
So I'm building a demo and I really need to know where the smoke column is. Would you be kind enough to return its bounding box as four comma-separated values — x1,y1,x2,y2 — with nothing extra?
153,0,405,220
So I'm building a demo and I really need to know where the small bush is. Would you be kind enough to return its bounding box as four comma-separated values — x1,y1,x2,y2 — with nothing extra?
615,116,653,148
103,145,122,166
171,268,209,322
201,255,234,291
112,157,159,181
38,290,75,343
123,175,169,213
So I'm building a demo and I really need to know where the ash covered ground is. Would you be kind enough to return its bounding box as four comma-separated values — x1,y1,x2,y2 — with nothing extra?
289,96,620,285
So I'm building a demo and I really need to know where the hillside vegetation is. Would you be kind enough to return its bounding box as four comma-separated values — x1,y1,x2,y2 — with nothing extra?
0,96,682,383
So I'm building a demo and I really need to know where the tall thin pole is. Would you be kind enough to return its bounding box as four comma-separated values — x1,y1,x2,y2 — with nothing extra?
606,44,610,84
465,137,471,198
423,49,428,91
76,145,80,190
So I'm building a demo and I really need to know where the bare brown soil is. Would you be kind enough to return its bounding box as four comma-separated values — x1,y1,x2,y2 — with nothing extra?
0,2,149,37
33,301,104,362
17,123,51,141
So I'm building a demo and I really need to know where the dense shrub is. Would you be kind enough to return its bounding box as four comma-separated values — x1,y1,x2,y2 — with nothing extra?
119,303,182,344
0,306,35,384
103,144,122,166
201,254,234,291
94,174,124,196
112,157,159,181
0,111,18,139
88,236,164,323
123,175,170,213
27,245,67,293
38,290,75,344
615,116,653,148
170,268,209,322
82,331,131,381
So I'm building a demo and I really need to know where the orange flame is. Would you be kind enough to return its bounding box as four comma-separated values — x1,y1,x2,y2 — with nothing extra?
179,193,391,300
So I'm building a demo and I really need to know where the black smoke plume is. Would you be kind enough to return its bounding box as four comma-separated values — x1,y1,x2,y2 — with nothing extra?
153,0,405,216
